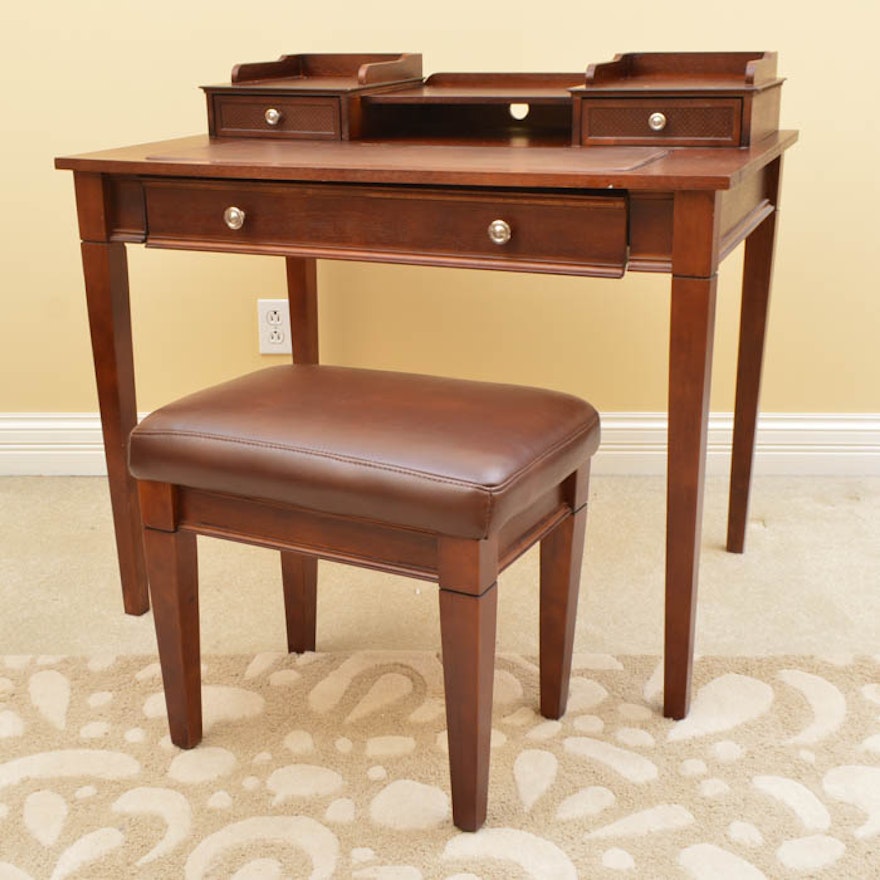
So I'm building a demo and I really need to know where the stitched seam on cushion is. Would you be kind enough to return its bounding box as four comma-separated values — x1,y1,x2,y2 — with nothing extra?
133,418,595,495
476,418,595,533
134,429,494,494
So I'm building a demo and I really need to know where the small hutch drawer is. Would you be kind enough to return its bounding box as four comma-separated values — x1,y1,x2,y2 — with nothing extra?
203,52,424,141
579,97,742,147
210,95,341,139
571,51,782,148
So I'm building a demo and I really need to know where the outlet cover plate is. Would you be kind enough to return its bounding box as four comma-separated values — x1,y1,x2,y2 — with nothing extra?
257,299,292,354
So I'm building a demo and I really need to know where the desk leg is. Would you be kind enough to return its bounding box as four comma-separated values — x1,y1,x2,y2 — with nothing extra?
286,257,319,364
727,197,779,553
280,256,319,646
665,274,718,719
664,190,720,719
82,241,149,615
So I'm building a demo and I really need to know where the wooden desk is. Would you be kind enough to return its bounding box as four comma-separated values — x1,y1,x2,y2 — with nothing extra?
56,126,797,719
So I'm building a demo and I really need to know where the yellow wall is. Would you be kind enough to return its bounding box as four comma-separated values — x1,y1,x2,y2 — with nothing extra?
2,2,877,415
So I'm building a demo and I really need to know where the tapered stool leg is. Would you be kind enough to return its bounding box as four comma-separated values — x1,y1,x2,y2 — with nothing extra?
539,505,587,719
144,527,201,749
281,552,318,653
439,583,498,832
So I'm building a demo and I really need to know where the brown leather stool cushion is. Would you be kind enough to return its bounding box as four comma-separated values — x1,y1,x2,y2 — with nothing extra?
129,365,600,539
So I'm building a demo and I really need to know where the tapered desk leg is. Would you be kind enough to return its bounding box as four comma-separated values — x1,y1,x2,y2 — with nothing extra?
82,241,149,615
727,166,781,553
664,274,718,719
663,190,721,720
280,256,320,645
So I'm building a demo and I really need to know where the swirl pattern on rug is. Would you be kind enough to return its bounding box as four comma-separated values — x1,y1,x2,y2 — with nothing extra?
1,653,879,878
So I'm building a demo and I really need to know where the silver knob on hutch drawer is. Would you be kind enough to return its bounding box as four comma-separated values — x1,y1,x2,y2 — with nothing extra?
487,219,512,245
648,112,667,132
223,206,246,230
264,108,282,126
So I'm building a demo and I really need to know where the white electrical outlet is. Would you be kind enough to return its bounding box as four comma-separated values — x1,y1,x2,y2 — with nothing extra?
257,299,292,354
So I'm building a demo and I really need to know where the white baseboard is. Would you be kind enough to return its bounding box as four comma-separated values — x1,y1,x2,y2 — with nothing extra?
593,413,880,476
1,412,879,477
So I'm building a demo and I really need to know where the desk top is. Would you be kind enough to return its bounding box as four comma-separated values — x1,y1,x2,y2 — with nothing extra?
55,130,797,192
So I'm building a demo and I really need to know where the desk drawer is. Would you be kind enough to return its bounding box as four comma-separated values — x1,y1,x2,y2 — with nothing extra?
144,181,628,276
579,97,742,147
210,95,341,139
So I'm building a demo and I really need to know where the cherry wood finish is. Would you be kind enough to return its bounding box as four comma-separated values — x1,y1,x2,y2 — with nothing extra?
58,82,796,720
137,458,591,830
279,255,322,647
59,132,792,188
359,73,582,142
574,52,783,148
439,582,498,831
663,191,720,719
285,256,319,364
143,178,629,277
579,97,743,147
280,552,317,653
204,53,424,142
138,486,201,748
727,157,782,553
365,71,583,103
80,234,148,614
204,52,781,148
227,53,423,86
540,505,588,718
143,526,200,747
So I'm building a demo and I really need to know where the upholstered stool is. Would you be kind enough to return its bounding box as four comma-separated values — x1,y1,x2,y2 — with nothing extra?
129,364,600,830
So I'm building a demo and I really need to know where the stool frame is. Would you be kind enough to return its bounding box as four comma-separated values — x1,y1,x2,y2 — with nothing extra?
137,460,590,831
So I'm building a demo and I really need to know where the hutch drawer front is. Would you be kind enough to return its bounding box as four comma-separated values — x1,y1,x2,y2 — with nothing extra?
144,180,629,276
579,97,742,147
210,95,342,139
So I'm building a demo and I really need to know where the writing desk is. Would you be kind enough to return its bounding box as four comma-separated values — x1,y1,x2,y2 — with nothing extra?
56,55,797,718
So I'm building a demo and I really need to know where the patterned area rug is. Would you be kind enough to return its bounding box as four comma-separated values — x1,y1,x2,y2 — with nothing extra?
1,653,879,879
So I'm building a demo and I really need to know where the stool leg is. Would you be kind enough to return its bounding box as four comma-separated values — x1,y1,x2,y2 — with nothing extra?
281,552,318,653
144,527,201,749
438,583,498,832
539,506,587,719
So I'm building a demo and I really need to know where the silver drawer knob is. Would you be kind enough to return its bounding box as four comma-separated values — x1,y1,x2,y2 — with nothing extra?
223,206,246,230
648,112,667,132
487,219,512,245
264,108,282,126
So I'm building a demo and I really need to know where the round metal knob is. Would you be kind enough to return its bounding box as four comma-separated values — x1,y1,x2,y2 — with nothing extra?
487,219,512,246
223,206,246,231
264,108,282,126
648,112,667,132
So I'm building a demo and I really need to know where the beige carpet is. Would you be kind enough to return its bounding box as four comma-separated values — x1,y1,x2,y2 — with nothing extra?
4,475,880,658
2,652,879,878
3,476,880,876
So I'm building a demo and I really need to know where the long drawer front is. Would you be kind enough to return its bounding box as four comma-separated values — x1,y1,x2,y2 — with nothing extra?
144,180,629,276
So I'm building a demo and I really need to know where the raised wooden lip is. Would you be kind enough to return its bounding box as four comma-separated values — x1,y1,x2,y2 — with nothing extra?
226,52,423,87
581,51,782,93
363,72,583,105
